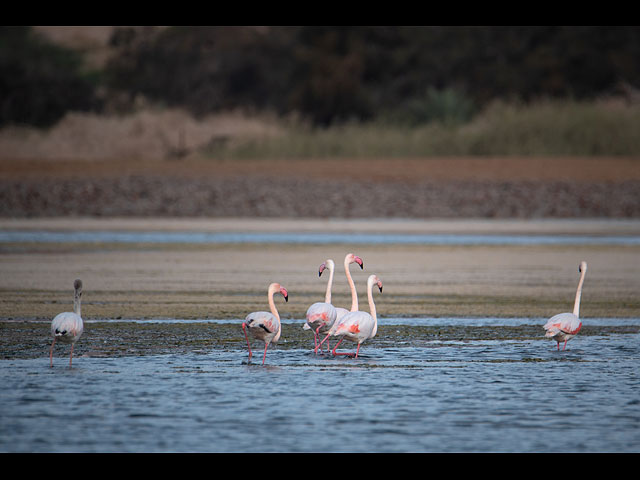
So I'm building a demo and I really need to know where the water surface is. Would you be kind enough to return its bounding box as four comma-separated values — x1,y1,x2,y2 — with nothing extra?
2,317,638,453
1,229,639,245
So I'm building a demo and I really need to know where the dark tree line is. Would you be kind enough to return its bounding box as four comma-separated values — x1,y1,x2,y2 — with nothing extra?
2,26,639,128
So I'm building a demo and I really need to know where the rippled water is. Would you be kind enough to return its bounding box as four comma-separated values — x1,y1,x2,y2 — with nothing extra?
2,318,639,453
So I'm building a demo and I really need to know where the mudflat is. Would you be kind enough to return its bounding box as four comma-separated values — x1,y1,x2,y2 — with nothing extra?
1,156,639,217
1,217,638,320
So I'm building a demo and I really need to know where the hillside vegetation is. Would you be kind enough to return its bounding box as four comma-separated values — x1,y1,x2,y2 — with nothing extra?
1,26,640,159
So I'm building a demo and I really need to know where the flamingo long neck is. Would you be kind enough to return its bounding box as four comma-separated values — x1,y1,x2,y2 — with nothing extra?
74,292,82,316
268,288,280,322
345,258,358,312
324,262,335,304
367,278,378,337
573,270,586,317
268,286,282,342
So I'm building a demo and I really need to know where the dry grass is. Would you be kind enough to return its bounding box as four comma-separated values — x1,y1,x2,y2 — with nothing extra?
0,109,284,162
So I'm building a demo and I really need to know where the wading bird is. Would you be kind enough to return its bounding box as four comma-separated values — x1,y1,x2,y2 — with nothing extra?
242,283,288,365
543,261,588,351
304,259,338,352
50,279,84,367
328,274,382,358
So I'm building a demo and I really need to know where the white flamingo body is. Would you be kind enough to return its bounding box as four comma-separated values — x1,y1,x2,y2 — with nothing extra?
304,259,338,350
543,312,582,347
305,302,337,334
50,279,83,367
243,283,288,365
330,274,382,358
334,307,350,323
543,261,587,350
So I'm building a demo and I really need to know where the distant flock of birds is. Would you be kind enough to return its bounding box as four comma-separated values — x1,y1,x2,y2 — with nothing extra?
49,253,588,367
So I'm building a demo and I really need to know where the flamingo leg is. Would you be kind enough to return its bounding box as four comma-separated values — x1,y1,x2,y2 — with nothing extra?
563,339,568,351
317,332,334,353
331,337,355,357
49,338,56,367
262,342,269,365
69,344,74,367
355,343,361,358
318,332,331,352
242,323,253,361
313,326,322,354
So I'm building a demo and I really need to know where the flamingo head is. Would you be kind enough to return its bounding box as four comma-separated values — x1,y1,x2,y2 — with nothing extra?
369,274,383,293
279,285,289,302
346,253,364,269
268,283,289,302
579,261,587,274
319,259,334,277
74,279,83,296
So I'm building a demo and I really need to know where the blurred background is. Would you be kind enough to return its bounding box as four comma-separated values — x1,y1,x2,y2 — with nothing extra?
1,25,639,218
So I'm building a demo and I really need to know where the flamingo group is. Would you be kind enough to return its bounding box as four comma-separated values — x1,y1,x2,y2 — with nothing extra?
49,279,84,367
304,252,383,358
543,261,588,351
46,259,591,368
303,253,363,354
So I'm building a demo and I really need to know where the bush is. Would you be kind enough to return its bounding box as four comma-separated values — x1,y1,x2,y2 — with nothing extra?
0,27,101,127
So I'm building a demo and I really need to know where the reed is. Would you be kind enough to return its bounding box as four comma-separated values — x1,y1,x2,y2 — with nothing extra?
202,98,640,159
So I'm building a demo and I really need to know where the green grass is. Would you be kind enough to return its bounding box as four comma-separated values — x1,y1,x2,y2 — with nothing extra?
201,98,640,159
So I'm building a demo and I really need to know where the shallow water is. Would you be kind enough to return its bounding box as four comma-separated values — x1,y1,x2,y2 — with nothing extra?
1,229,640,246
1,318,639,453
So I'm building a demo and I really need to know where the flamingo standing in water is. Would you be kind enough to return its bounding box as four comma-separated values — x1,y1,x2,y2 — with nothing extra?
314,253,364,354
242,283,288,365
50,279,84,367
543,261,588,351
304,259,338,352
328,274,383,358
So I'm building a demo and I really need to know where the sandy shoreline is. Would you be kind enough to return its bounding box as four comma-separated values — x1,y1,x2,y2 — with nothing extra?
1,217,639,320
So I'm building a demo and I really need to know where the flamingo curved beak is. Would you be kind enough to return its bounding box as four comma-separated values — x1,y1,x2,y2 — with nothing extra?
319,263,326,277
355,256,364,269
280,287,289,302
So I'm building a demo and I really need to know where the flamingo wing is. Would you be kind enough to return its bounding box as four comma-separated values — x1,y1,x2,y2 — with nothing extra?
333,311,374,341
543,312,582,336
335,307,349,323
245,311,280,342
51,312,83,342
305,302,337,329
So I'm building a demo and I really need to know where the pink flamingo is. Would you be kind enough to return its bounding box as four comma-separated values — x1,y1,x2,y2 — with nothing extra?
304,259,338,352
316,253,364,353
49,279,84,367
328,274,383,358
543,261,587,351
242,283,288,365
